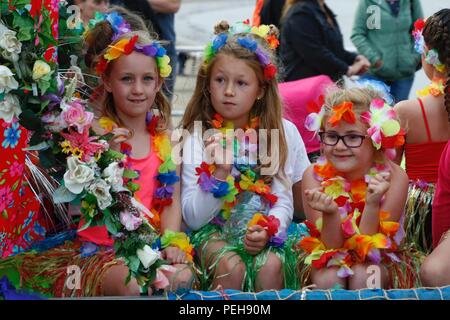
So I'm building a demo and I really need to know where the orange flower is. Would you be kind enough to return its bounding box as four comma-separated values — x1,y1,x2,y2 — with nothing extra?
266,35,279,49
328,101,356,127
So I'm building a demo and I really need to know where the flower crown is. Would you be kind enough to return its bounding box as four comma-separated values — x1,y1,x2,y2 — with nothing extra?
204,20,279,80
87,12,172,78
412,18,446,73
305,97,405,153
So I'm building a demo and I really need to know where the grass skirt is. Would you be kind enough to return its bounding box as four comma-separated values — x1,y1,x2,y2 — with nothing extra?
404,181,434,253
0,240,118,297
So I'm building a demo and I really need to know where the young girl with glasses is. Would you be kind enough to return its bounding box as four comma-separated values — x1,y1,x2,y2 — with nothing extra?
297,87,421,290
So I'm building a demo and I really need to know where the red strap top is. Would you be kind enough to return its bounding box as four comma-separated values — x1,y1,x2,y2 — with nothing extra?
404,98,449,183
77,147,160,246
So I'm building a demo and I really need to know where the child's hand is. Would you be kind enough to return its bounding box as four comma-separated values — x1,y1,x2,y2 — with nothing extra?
366,172,391,206
244,225,269,255
162,246,188,265
205,133,233,179
109,127,130,151
304,188,339,215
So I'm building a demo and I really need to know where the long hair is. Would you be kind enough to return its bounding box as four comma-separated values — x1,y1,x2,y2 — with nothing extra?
180,21,288,177
423,9,450,122
84,18,171,134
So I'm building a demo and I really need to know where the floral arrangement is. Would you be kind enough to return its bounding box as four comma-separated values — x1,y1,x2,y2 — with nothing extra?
412,18,446,73
204,20,279,80
0,1,173,289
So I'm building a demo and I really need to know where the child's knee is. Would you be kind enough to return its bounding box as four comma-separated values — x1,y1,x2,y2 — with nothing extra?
420,257,445,286
171,264,195,288
311,267,343,289
260,253,282,276
349,263,388,290
218,254,246,280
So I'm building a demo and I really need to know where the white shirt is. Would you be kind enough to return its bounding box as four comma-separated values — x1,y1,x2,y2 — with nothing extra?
181,119,310,233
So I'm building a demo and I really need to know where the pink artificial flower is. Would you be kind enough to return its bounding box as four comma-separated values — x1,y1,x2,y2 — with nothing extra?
119,210,143,231
0,186,14,213
60,127,106,162
10,161,24,178
152,265,177,290
62,101,94,133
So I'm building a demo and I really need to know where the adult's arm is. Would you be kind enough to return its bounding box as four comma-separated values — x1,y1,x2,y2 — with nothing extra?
350,0,381,65
147,0,181,14
285,11,350,78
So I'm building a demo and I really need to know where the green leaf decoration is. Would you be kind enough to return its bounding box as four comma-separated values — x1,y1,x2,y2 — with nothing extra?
128,255,140,273
53,185,77,204
123,169,139,180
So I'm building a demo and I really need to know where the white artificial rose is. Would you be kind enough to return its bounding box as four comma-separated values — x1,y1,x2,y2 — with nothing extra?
0,28,22,62
0,65,19,94
103,162,125,192
63,156,95,194
87,179,113,210
137,245,161,269
0,93,21,123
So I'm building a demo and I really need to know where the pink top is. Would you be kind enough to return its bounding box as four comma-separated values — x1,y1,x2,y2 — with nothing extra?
77,147,161,246
279,75,333,154
432,141,450,248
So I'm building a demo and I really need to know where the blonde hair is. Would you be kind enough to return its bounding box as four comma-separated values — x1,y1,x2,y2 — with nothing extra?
85,24,171,135
180,22,288,177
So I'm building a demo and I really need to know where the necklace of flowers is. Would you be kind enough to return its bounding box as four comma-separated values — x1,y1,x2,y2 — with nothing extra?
99,114,193,261
298,157,404,278
195,114,280,240
417,77,446,98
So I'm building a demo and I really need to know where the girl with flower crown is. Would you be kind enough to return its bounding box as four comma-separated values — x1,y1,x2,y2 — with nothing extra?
180,20,310,291
417,9,450,288
393,10,450,254
76,12,195,295
0,11,193,297
298,87,422,290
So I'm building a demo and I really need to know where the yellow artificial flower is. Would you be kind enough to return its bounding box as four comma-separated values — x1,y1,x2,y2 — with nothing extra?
32,60,51,81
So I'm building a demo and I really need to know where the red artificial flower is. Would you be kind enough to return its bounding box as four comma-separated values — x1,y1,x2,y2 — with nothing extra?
263,215,280,237
120,142,132,155
44,46,56,63
312,250,337,269
195,162,213,177
335,195,349,207
146,114,159,135
95,57,108,75
304,220,321,238
210,113,224,128
264,64,277,80
266,35,279,49
306,95,325,114
124,35,139,54
30,0,43,19
380,128,405,149
414,18,425,31
262,193,278,206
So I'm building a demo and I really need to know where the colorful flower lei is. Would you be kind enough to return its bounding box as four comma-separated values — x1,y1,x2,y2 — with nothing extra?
204,20,278,80
305,97,405,155
298,157,405,277
195,114,278,226
160,230,195,262
247,213,286,247
416,77,445,97
412,18,446,73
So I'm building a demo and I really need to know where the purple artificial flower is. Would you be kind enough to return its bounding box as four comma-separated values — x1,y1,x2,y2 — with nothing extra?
255,47,270,66
268,232,287,248
155,185,175,199
198,172,215,192
80,242,99,257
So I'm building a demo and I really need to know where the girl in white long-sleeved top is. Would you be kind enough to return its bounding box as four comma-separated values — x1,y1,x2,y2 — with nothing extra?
180,20,310,291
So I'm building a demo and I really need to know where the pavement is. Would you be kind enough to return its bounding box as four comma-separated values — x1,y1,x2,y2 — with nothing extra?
172,0,450,123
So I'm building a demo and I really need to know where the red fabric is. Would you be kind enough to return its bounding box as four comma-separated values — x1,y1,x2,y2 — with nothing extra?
0,119,45,258
432,141,450,248
279,75,333,154
77,147,160,246
405,141,448,183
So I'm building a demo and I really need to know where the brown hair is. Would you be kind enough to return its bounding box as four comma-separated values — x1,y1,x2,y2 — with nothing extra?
180,21,288,177
84,16,171,135
423,9,450,122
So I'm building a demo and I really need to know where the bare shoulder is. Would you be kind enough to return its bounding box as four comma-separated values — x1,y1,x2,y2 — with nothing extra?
302,164,320,188
394,99,418,119
389,161,409,186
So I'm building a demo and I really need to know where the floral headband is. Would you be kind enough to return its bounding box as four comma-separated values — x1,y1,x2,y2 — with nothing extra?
94,34,172,78
204,20,279,80
305,97,404,152
85,11,132,41
412,18,446,73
